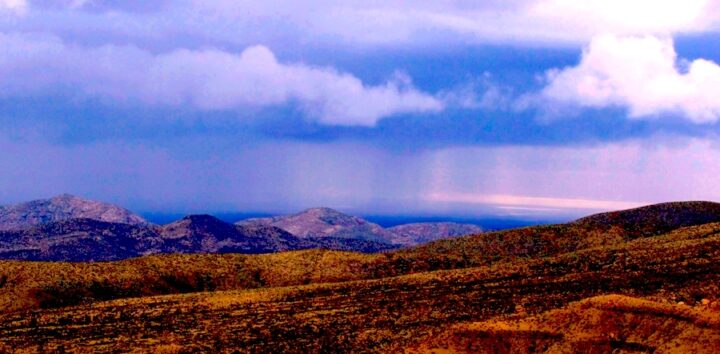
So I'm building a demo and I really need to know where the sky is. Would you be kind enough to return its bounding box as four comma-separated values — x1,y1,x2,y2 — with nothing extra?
1,0,720,219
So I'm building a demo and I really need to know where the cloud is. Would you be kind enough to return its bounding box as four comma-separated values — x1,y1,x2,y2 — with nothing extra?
525,0,714,38
0,33,443,126
184,1,720,45
540,34,720,123
5,1,720,49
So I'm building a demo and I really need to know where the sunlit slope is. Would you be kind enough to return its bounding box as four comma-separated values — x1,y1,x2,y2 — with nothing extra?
2,221,720,352
0,250,381,312
413,295,720,353
394,201,720,270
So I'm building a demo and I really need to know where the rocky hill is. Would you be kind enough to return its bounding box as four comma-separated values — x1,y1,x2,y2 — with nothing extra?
0,194,147,231
239,207,396,243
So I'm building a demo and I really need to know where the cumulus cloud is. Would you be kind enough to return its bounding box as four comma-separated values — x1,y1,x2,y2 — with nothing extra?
540,35,720,123
0,33,442,126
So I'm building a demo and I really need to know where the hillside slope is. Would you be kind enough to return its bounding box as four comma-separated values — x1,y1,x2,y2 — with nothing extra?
2,201,720,309
414,295,720,353
2,201,720,351
393,201,720,271
576,201,720,238
2,218,720,351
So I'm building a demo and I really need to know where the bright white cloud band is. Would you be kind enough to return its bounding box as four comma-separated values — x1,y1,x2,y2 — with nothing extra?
0,33,442,126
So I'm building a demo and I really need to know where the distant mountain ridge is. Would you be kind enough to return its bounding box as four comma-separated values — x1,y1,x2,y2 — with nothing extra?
387,222,484,246
237,207,484,246
238,207,396,243
0,194,147,231
0,214,398,261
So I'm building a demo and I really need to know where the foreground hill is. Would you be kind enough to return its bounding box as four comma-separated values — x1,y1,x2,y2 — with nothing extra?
575,201,720,237
413,295,720,353
0,194,147,231
395,200,720,271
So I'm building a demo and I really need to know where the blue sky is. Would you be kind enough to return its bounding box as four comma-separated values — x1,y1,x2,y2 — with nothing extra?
2,0,720,218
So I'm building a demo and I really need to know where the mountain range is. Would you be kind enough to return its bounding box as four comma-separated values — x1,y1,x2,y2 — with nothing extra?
0,195,484,261
238,207,483,246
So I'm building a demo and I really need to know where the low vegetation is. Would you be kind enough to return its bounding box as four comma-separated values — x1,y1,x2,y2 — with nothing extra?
2,219,720,351
412,295,720,353
2,202,720,352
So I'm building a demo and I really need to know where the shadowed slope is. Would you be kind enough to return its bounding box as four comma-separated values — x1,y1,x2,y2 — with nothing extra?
159,214,301,254
0,215,397,262
0,218,162,261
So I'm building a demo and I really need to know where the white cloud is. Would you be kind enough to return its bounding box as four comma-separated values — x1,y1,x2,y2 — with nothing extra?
526,0,713,39
0,33,442,126
540,34,720,123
